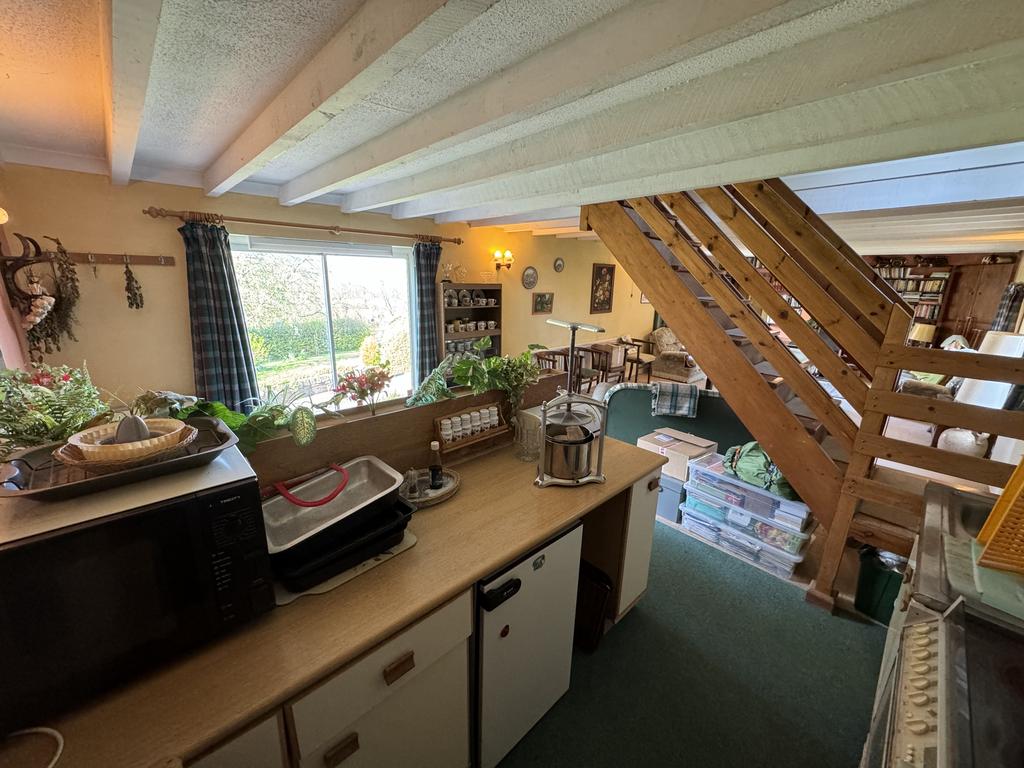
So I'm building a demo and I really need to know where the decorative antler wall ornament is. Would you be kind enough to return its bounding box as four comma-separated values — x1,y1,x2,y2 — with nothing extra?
1,234,80,361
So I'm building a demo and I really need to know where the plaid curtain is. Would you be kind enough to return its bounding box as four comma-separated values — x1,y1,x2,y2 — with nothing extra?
179,222,260,413
413,241,442,381
991,282,1024,332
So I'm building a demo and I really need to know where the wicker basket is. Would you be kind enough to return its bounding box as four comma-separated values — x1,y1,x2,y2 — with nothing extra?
54,425,198,474
67,418,190,460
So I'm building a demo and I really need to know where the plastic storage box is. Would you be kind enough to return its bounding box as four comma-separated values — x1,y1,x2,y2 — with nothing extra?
656,473,686,524
681,499,805,580
688,453,811,530
684,484,810,555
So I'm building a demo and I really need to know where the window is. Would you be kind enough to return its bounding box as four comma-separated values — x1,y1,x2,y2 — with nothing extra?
230,235,416,405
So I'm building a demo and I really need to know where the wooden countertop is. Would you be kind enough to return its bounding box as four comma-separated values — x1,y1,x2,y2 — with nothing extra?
1,439,664,768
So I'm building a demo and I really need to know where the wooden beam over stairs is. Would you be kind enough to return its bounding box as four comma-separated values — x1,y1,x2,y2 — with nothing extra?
583,201,843,528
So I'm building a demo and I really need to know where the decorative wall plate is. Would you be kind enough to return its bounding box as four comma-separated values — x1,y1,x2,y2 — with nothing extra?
553,257,565,273
521,266,539,289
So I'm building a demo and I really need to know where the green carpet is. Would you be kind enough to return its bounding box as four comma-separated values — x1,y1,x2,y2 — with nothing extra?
500,523,884,767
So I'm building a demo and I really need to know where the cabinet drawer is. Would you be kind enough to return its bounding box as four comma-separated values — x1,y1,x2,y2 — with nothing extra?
190,713,286,768
292,590,472,758
299,640,469,768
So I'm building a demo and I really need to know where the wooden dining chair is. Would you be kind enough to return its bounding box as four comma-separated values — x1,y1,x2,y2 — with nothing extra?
590,343,627,385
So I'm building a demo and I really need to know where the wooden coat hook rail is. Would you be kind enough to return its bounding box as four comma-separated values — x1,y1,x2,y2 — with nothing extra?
67,252,176,267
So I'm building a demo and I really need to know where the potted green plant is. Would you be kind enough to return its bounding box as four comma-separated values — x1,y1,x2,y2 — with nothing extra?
452,337,541,460
0,363,111,457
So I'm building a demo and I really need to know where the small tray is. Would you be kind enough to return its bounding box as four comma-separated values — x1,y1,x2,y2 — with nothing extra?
0,417,238,500
401,468,461,507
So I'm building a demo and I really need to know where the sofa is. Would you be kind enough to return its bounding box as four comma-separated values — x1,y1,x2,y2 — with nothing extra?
648,327,705,384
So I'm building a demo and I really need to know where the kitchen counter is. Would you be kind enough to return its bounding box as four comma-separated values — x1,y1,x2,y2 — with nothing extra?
0,438,664,768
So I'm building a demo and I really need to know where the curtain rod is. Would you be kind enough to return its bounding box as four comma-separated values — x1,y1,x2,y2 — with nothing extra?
141,206,463,245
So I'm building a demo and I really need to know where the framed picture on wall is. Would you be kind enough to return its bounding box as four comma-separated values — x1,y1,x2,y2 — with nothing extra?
590,263,615,314
640,293,650,304
532,291,554,315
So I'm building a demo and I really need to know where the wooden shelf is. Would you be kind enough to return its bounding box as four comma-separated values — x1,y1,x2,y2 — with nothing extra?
441,282,501,290
445,304,501,311
447,329,501,340
437,424,511,454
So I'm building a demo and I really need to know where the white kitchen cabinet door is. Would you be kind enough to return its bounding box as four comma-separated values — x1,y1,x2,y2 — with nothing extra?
190,713,286,768
617,471,660,617
300,641,470,768
479,525,583,768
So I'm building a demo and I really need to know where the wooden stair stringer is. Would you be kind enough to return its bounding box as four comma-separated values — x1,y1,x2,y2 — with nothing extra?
628,195,858,454
584,200,843,529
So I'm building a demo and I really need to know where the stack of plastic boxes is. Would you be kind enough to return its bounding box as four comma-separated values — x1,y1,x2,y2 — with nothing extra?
681,453,812,579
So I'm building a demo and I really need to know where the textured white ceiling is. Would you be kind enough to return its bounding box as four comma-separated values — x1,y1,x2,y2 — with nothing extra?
0,0,105,158
133,0,364,171
1,0,1024,257
249,0,631,185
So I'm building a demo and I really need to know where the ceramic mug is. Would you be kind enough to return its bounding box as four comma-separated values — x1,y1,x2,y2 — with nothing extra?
446,323,455,333
453,320,463,332
461,297,472,306
476,298,487,306
465,321,476,332
487,298,497,306
487,320,497,329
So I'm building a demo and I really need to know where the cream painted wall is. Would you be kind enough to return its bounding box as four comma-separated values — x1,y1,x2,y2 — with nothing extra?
1,164,653,398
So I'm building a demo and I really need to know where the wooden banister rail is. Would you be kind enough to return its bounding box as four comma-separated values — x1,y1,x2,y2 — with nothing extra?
854,434,1015,488
866,391,1024,439
697,186,881,374
876,344,1024,384
762,178,908,311
660,191,870,414
728,181,893,339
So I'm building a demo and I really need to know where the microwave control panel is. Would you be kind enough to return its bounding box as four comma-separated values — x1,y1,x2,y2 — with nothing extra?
889,619,941,768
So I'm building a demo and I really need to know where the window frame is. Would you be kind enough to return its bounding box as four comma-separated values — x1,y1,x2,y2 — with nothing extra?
230,235,418,403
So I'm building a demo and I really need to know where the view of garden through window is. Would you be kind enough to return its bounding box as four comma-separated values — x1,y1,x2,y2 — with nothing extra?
232,239,415,407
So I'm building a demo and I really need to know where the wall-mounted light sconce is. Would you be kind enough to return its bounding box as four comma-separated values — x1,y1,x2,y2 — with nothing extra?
493,249,514,272
0,208,8,225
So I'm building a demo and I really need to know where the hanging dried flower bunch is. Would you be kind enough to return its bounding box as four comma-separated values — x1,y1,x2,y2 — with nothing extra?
2,234,80,362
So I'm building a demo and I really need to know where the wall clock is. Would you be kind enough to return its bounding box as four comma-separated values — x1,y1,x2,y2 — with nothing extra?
521,266,539,289
553,257,565,273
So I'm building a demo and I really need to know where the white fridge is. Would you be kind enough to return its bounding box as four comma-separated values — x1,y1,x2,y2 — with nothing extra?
477,524,583,768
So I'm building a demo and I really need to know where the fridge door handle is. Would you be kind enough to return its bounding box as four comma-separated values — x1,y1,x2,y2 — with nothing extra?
480,577,522,612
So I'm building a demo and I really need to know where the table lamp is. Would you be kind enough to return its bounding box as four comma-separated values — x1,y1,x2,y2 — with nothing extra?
908,322,936,347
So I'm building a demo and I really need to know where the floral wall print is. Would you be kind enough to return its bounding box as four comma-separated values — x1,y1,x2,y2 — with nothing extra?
532,292,554,314
590,263,615,314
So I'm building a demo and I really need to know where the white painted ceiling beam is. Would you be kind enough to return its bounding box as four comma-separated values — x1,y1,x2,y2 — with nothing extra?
282,0,864,207
789,162,1024,214
500,219,579,233
388,46,1024,221
202,0,494,197
99,0,163,184
465,208,581,227
385,0,1024,219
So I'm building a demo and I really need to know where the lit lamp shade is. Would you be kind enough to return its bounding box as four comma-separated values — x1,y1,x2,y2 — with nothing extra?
908,322,936,345
0,207,8,225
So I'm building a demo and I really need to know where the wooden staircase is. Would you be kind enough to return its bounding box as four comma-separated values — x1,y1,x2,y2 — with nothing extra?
583,180,1024,608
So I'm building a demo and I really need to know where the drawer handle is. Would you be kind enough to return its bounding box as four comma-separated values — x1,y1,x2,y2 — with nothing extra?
648,477,660,492
382,650,415,686
323,732,359,767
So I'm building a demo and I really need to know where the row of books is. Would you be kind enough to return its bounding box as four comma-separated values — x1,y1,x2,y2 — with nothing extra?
913,303,941,322
888,275,949,293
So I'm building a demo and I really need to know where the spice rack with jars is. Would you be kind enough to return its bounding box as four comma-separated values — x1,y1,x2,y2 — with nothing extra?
434,401,509,454
438,283,502,361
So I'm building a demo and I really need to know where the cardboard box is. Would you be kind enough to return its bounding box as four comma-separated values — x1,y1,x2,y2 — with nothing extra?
636,428,716,482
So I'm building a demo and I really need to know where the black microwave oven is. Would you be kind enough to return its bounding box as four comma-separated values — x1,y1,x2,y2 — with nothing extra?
0,470,275,734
